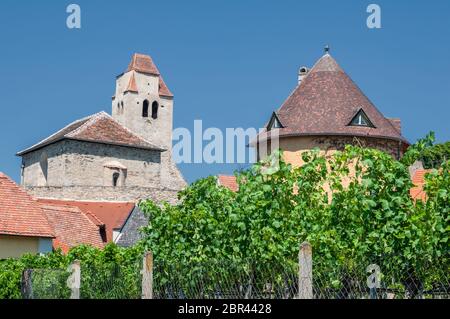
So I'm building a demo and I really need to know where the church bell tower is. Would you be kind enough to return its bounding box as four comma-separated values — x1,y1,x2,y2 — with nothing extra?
112,53,174,151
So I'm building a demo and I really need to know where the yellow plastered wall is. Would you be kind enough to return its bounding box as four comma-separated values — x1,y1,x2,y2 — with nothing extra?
279,136,336,167
0,235,40,259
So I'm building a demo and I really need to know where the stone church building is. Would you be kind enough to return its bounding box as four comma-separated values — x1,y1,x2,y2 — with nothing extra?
17,53,186,203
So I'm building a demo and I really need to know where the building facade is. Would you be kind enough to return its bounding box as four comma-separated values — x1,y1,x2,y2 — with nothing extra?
17,54,186,203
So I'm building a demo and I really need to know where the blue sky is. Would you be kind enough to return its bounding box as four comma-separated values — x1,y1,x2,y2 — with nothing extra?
0,0,449,184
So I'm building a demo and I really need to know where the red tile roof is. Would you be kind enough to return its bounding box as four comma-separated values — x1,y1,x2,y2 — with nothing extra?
410,169,432,201
217,175,238,192
37,199,135,243
17,112,165,155
39,203,105,253
256,53,409,145
0,173,54,238
126,53,174,98
127,53,160,75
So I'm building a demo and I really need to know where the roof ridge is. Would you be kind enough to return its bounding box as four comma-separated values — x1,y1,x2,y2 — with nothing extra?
17,113,96,155
66,111,109,138
40,203,83,213
82,210,105,227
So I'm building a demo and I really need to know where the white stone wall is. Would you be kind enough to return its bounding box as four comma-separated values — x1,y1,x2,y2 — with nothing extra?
22,143,65,187
112,70,174,151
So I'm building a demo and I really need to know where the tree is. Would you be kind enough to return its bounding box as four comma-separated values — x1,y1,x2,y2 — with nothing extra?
140,137,449,298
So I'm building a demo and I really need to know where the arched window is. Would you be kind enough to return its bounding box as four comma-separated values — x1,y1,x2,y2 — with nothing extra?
142,100,149,118
112,172,120,187
152,101,159,119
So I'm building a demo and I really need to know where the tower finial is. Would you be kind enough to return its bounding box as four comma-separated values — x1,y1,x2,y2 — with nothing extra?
324,44,330,54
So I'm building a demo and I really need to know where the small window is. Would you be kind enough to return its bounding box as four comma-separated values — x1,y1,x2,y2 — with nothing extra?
349,109,374,128
152,101,159,119
142,100,149,118
267,113,283,131
112,172,120,187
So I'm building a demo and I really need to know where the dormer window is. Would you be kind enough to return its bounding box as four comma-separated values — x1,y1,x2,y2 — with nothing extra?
267,112,283,131
349,109,374,128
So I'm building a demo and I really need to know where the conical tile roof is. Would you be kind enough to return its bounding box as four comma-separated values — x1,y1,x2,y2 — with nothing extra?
265,53,408,144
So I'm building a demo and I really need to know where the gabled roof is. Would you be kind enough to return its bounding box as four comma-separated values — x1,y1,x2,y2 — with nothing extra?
37,199,135,243
124,53,174,98
0,173,54,238
39,202,105,253
258,53,409,144
17,112,165,156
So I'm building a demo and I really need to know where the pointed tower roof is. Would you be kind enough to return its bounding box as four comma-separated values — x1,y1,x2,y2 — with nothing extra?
265,53,408,144
124,53,174,98
127,53,160,75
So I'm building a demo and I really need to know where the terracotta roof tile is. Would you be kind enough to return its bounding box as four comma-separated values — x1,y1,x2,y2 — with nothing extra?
410,169,433,201
39,203,105,252
0,173,54,238
127,53,160,75
257,54,409,145
126,53,173,98
37,199,135,243
17,112,165,155
217,175,239,192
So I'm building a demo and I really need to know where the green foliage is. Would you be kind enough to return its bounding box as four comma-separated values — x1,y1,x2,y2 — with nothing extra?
140,139,449,293
0,243,144,299
401,132,450,169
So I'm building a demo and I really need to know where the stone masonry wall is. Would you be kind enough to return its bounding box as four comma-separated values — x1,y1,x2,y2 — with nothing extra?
22,139,185,202
24,185,180,204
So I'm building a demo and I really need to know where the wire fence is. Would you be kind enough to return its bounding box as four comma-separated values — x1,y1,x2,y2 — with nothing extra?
152,261,299,299
21,249,449,299
311,258,449,299
22,260,142,299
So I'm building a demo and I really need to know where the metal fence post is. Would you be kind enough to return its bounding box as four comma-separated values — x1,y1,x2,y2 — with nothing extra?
298,242,313,299
142,251,153,299
67,260,81,299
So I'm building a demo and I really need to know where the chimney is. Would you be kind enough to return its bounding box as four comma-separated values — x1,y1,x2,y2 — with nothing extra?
298,66,309,85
